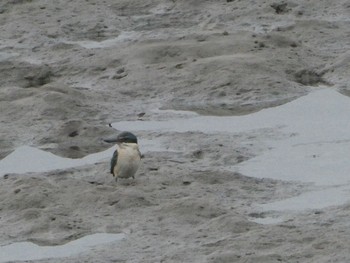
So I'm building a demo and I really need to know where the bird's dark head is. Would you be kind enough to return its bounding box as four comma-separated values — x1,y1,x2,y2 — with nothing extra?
116,131,138,144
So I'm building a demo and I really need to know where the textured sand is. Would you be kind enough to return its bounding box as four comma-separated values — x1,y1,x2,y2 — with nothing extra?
1,0,350,262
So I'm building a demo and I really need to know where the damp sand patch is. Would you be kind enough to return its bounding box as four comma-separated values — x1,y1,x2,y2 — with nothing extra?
0,233,125,262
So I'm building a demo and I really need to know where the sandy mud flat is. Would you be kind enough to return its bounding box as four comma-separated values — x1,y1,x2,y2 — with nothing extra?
1,0,350,262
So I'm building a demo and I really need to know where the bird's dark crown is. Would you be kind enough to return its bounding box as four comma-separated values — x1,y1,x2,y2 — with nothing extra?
116,131,138,144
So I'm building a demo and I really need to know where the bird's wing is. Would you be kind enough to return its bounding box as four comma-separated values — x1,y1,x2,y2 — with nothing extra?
138,148,142,159
110,149,118,174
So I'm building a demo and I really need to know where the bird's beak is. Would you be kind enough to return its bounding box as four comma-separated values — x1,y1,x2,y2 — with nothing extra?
103,135,119,143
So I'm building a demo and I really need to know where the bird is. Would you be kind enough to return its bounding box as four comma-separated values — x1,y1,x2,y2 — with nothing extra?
110,131,141,181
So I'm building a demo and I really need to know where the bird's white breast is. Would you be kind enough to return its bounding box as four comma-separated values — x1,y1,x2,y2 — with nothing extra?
115,143,141,179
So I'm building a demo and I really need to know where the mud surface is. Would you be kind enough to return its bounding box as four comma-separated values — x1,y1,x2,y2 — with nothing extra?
1,0,350,262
